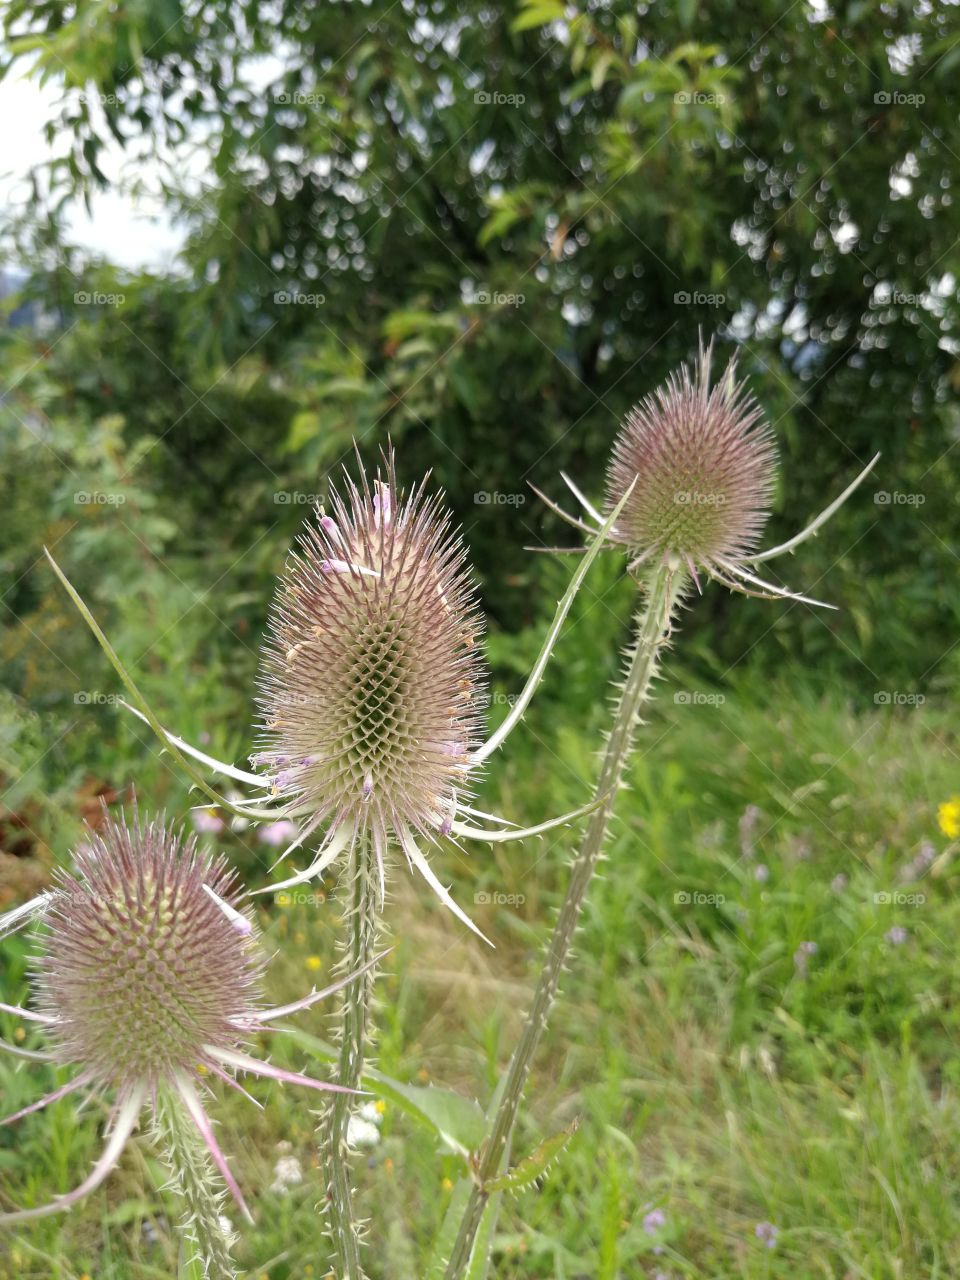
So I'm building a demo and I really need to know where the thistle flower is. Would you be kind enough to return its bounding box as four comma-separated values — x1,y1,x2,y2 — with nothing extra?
253,457,488,918
533,337,879,606
53,450,621,942
606,340,777,579
0,810,367,1225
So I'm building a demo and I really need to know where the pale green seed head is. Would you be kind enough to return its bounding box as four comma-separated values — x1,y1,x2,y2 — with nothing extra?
606,341,778,570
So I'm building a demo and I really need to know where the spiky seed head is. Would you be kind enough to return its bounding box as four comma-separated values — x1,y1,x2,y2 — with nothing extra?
605,340,778,571
35,813,261,1089
256,452,486,841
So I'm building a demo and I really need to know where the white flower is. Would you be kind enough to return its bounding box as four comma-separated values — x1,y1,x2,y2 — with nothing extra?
269,1154,304,1195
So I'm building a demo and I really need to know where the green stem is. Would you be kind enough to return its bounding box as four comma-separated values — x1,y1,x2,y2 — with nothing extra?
323,830,380,1279
444,564,685,1278
152,1087,236,1280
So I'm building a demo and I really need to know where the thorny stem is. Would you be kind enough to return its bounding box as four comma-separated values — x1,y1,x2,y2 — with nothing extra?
152,1087,237,1280
445,563,685,1277
323,829,380,1279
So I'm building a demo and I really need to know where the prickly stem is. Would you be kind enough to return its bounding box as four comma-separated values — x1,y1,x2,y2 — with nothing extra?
444,563,685,1277
322,830,381,1279
152,1086,237,1280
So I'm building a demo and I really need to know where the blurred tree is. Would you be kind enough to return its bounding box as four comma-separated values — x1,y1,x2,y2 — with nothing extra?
1,0,959,687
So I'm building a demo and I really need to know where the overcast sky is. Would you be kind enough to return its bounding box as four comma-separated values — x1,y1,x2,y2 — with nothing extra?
0,66,187,271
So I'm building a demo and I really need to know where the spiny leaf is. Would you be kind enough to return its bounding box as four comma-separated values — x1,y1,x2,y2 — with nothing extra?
482,1118,580,1194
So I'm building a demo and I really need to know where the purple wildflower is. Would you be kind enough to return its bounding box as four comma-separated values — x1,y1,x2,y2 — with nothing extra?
755,1221,778,1249
643,1207,666,1234
793,940,818,976
258,819,299,847
192,808,225,835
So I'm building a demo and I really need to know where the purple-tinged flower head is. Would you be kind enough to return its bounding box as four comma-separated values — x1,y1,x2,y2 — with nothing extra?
605,339,777,578
35,813,261,1089
0,810,367,1225
535,341,878,607
256,448,486,872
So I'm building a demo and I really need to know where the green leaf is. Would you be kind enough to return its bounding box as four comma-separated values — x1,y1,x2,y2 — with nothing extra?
482,1118,580,1193
289,1031,486,1154
477,205,524,247
510,2,567,35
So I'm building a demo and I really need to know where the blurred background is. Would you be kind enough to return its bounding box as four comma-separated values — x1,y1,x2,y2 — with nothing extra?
1,2,959,1277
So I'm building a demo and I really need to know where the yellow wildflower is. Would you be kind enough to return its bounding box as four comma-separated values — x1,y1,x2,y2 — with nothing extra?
938,797,960,839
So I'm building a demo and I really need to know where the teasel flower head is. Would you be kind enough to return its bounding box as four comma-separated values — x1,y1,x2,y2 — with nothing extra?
605,339,777,579
533,336,880,607
0,810,367,1225
254,450,487,898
